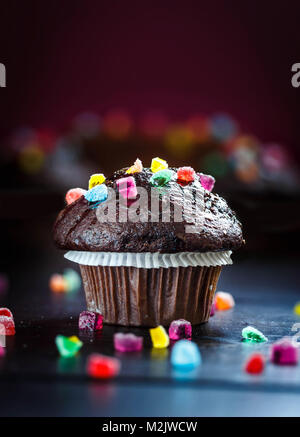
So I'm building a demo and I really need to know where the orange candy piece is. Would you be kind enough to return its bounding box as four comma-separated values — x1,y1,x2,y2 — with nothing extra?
214,291,235,311
49,274,68,293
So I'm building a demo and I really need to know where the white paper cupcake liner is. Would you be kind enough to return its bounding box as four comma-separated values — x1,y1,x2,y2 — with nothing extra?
64,250,232,269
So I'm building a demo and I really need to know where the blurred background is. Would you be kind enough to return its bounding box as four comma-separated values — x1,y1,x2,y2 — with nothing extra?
1,0,300,281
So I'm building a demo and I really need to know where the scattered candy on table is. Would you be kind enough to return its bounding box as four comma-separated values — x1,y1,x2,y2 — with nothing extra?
214,291,235,311
150,325,170,348
88,173,106,190
63,269,81,292
126,158,143,174
86,353,121,379
85,184,108,203
198,173,215,191
293,302,300,316
55,335,83,358
79,311,103,332
244,353,265,374
116,176,137,200
169,319,192,341
171,340,201,369
177,166,196,183
0,308,15,335
151,157,168,173
150,169,174,187
65,188,87,205
242,326,268,343
114,333,143,352
270,337,298,365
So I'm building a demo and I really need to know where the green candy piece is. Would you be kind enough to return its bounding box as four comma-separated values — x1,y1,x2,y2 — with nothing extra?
63,268,81,292
150,169,174,187
55,335,83,358
242,326,268,343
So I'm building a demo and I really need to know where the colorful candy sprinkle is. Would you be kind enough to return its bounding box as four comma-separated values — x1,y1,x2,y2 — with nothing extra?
126,158,143,174
114,333,143,352
150,169,174,187
87,354,121,379
49,274,68,293
116,176,137,200
244,353,265,374
242,326,268,343
171,340,201,369
177,166,196,183
150,325,169,348
271,337,298,365
55,335,83,358
85,184,108,203
151,157,168,173
198,173,215,191
0,308,15,336
65,188,87,205
89,173,106,190
169,319,192,341
214,291,235,311
79,311,103,332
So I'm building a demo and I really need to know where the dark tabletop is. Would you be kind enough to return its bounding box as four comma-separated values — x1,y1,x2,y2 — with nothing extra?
1,250,300,417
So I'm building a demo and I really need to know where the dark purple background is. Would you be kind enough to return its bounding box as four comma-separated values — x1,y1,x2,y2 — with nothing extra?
0,0,300,159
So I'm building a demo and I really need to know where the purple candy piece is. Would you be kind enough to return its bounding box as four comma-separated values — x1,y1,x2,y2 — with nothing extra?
271,337,298,365
210,301,216,317
198,173,215,192
114,333,143,352
79,311,103,331
169,319,192,341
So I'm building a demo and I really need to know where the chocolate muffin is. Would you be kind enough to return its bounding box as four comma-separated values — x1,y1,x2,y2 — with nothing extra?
53,158,243,326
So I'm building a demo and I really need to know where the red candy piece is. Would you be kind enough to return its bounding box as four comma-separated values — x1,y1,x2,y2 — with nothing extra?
0,316,15,335
87,354,121,379
0,308,13,319
65,188,87,205
244,353,265,374
177,166,196,183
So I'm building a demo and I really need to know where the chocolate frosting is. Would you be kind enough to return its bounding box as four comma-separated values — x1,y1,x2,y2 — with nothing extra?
53,167,243,253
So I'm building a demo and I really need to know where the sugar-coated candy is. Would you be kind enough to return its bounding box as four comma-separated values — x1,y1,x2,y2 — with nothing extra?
55,335,83,358
65,188,87,205
271,337,298,365
114,333,143,352
79,311,103,332
151,157,168,173
177,166,195,183
0,314,15,336
150,169,174,187
49,274,68,293
85,184,108,203
215,291,235,311
126,158,143,174
242,326,268,343
210,301,216,317
169,319,192,341
87,353,121,379
150,325,169,348
89,173,106,190
116,176,137,200
63,269,81,292
0,346,5,357
171,340,201,369
244,353,265,374
0,308,13,319
293,302,300,316
198,173,215,192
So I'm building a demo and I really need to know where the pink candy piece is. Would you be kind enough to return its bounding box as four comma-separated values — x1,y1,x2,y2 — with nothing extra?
114,333,143,352
210,302,216,317
198,173,215,191
271,337,298,365
169,319,192,341
116,176,137,200
66,188,87,205
0,346,5,357
79,311,103,332
0,316,15,335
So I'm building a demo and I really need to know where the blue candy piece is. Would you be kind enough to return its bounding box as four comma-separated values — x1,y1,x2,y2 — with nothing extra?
171,340,201,370
85,184,108,203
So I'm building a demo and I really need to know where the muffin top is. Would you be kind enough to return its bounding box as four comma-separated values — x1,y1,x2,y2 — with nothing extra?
53,158,243,253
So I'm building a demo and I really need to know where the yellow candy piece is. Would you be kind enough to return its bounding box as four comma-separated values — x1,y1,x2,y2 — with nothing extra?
150,325,170,348
294,302,300,316
126,158,143,174
89,173,106,190
68,336,82,346
151,157,168,173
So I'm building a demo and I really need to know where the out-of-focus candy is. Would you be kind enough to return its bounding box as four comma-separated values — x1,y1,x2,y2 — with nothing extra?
215,291,235,311
65,188,87,205
164,126,194,158
150,325,169,348
171,340,201,369
261,144,289,172
103,109,132,139
86,353,121,379
85,184,108,203
203,152,229,178
0,273,9,295
0,346,5,357
114,333,143,352
150,169,174,187
242,326,268,343
89,173,106,190
270,337,298,365
72,112,101,138
49,274,68,293
151,157,168,173
140,111,169,137
55,335,83,358
79,311,103,332
185,115,210,143
293,302,300,316
198,173,215,192
18,144,45,174
169,319,192,341
63,269,81,292
177,166,195,183
210,302,216,317
210,113,238,142
244,353,265,374
116,176,137,200
0,308,15,336
126,158,143,174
